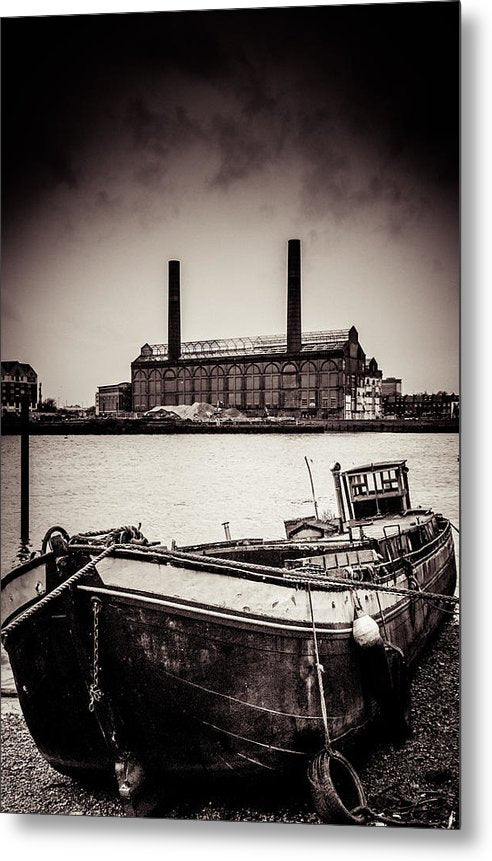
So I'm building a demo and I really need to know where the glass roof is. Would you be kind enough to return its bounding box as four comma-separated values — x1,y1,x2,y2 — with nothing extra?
135,330,351,361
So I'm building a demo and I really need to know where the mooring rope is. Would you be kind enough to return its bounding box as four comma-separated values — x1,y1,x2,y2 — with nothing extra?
69,524,147,546
283,568,459,606
68,537,459,609
306,583,333,753
72,528,458,605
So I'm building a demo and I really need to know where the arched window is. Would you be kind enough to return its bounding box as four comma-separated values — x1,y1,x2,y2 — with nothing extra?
193,367,210,403
264,363,280,408
210,366,225,407
148,369,162,409
245,364,261,408
281,362,298,409
176,368,193,405
300,361,317,409
163,370,177,405
227,365,243,408
133,370,147,411
320,360,340,414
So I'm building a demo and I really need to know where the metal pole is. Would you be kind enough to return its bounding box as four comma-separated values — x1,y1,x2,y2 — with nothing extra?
330,461,345,534
305,456,319,520
20,393,30,543
222,522,231,541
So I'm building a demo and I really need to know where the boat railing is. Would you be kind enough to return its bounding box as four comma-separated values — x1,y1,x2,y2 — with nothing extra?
401,519,451,567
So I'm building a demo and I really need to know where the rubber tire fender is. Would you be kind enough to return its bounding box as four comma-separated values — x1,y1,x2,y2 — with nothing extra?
308,750,367,825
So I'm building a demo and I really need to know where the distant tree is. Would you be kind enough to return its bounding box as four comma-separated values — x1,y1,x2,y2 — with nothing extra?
38,398,58,412
85,406,96,416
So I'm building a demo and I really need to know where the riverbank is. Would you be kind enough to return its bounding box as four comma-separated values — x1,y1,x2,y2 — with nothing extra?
2,416,458,434
1,621,459,826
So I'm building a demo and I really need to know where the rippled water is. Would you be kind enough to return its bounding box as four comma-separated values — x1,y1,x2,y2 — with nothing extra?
1,433,459,574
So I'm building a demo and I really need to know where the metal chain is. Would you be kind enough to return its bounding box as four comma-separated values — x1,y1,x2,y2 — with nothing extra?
88,598,104,712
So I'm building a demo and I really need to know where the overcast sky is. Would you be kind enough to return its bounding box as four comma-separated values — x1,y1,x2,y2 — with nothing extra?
1,2,459,405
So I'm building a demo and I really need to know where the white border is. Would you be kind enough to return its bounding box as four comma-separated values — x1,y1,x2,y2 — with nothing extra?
1,0,491,858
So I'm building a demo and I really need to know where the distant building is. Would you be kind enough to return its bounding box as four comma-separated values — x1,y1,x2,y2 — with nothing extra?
381,377,402,398
96,382,132,415
382,391,459,420
362,358,383,419
59,404,87,418
1,361,38,411
131,241,383,420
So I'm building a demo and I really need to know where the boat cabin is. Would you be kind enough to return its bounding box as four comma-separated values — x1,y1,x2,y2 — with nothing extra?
284,516,338,540
341,461,411,521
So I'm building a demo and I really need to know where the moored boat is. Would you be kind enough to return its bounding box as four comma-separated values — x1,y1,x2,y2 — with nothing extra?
1,460,458,820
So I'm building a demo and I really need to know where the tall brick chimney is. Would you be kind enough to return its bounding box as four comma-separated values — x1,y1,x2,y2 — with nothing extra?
168,260,181,361
287,239,301,353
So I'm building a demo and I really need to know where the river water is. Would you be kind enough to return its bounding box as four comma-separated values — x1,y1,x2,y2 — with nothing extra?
1,433,459,574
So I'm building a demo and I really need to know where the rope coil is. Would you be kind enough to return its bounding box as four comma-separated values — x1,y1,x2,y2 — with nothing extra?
69,524,147,547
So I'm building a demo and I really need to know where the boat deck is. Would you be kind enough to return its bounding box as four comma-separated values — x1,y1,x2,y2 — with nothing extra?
308,510,434,545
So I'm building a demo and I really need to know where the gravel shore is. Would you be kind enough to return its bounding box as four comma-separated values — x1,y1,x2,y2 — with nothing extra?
1,620,459,827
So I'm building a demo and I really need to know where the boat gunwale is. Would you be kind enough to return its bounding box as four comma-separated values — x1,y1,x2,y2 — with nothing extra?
0,519,454,640
1,551,54,590
86,516,452,593
76,547,454,636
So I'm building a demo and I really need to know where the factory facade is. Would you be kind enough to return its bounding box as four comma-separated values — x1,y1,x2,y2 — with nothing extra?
131,241,383,420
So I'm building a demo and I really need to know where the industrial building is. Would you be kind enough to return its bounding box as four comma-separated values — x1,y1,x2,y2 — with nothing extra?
131,241,383,419
96,382,132,415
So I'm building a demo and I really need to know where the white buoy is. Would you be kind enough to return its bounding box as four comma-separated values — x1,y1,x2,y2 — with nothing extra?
352,607,383,648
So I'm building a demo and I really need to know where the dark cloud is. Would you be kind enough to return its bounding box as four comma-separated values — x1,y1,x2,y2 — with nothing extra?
210,115,269,188
126,98,204,156
2,4,459,227
94,190,120,210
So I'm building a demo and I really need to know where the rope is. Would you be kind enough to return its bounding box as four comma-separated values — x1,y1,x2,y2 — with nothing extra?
374,589,389,640
69,524,147,547
69,536,459,608
421,597,459,616
450,522,460,535
284,568,459,605
69,524,141,539
67,538,458,611
1,545,113,645
349,804,450,828
306,584,332,753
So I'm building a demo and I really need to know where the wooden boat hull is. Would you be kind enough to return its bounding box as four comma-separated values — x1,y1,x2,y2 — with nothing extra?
3,523,456,781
